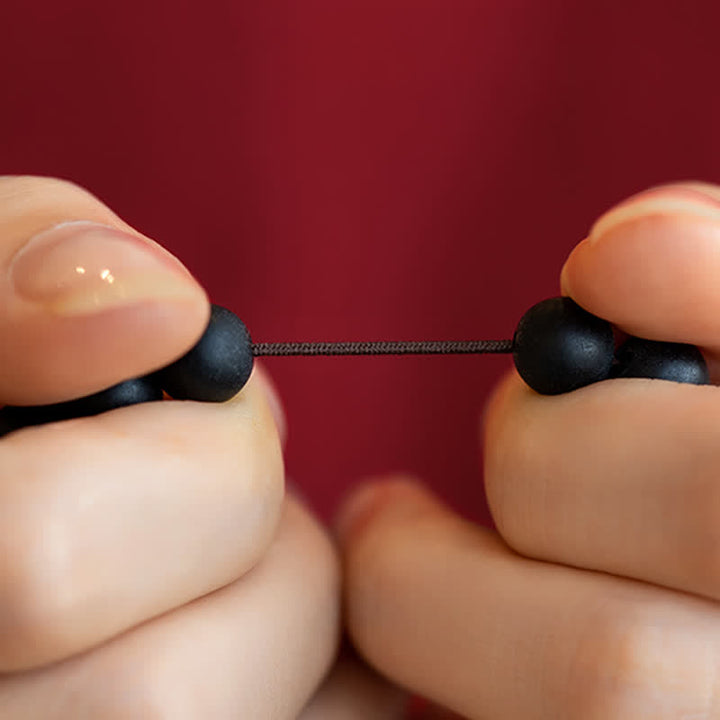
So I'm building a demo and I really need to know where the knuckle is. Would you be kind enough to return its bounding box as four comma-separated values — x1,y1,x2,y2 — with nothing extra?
249,363,287,444
285,497,342,625
684,472,720,598
74,505,340,720
238,411,285,513
74,659,190,720
569,598,720,719
483,374,544,551
0,508,77,669
179,408,285,572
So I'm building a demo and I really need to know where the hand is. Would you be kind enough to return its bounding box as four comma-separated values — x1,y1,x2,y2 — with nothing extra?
338,182,720,719
0,176,344,718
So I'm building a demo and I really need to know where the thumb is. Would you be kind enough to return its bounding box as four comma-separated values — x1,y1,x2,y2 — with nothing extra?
560,182,720,347
0,176,209,405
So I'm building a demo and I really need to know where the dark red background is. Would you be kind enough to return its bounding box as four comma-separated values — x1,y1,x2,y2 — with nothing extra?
2,1,719,521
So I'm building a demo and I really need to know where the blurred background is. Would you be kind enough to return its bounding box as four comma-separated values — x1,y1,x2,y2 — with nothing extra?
2,0,719,523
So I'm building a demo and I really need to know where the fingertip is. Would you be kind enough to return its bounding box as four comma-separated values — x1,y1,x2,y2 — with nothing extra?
335,476,444,548
0,177,213,404
558,184,720,348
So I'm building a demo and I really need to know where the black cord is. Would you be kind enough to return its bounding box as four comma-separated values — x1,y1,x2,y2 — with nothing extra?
252,339,513,356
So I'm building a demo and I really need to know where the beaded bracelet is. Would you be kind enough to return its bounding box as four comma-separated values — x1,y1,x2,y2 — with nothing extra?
0,297,708,436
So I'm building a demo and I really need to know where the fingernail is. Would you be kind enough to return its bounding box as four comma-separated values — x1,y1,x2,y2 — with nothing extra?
286,478,309,505
335,482,386,542
335,475,431,543
9,221,201,315
588,186,720,245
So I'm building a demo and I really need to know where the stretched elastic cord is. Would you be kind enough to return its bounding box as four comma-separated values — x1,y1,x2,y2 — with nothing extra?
252,339,513,356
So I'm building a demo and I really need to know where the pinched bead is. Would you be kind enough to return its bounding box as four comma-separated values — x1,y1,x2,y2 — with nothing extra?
154,304,254,402
0,376,163,436
513,297,615,395
0,297,711,433
611,336,709,385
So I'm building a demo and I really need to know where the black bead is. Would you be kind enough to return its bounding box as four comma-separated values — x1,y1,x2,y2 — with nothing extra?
0,376,163,436
513,297,615,395
154,304,254,402
611,337,709,385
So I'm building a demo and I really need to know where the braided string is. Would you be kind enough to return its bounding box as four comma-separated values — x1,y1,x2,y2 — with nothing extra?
252,339,513,356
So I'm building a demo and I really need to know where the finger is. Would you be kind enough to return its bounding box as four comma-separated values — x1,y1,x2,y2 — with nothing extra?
483,184,720,602
0,367,283,672
254,361,288,448
0,498,340,720
559,182,720,374
0,175,209,405
484,367,720,601
339,478,720,720
298,650,406,720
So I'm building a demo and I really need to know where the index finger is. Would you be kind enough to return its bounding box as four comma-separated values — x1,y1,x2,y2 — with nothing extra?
0,368,284,672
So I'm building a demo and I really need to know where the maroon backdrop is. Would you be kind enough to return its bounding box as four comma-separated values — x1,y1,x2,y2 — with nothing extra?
2,1,719,521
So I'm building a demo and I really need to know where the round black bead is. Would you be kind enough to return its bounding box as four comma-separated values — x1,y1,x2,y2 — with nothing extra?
154,304,254,402
611,336,709,385
0,376,163,436
513,297,615,395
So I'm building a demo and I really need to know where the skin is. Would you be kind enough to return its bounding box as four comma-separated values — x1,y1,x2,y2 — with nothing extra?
0,176,398,718
339,182,720,719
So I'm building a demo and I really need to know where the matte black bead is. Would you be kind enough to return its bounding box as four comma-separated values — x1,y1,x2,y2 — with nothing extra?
0,376,163,436
513,297,615,395
611,336,709,385
154,304,254,402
